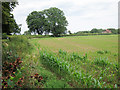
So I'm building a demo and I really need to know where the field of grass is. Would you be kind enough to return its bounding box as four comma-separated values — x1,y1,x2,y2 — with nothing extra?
30,35,118,63
2,35,119,88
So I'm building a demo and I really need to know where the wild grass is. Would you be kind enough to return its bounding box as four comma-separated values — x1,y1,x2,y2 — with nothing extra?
2,36,33,88
2,35,33,63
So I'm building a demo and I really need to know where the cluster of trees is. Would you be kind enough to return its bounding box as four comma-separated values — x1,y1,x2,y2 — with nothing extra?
90,28,118,34
26,7,68,37
75,28,119,34
2,2,21,35
107,28,119,34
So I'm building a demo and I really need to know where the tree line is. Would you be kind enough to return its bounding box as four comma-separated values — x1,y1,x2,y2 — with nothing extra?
75,28,119,35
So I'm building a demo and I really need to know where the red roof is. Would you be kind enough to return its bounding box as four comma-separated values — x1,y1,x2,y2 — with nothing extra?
102,29,111,33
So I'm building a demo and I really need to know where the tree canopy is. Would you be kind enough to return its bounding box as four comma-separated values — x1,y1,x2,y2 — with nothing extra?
2,2,21,35
90,28,102,33
26,11,45,35
26,7,68,37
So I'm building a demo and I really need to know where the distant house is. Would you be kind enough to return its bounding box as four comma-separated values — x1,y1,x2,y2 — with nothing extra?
102,29,112,33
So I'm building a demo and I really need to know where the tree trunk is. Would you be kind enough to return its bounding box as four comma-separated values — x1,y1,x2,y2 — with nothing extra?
37,29,41,35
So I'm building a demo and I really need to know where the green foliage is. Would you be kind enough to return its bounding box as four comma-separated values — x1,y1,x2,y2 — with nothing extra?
90,28,101,33
44,7,68,37
107,28,118,34
40,51,70,76
2,33,8,39
104,50,111,54
26,11,45,35
97,50,111,54
2,35,118,88
74,28,118,35
2,35,33,63
39,50,112,88
97,50,104,54
26,7,68,36
68,30,72,34
23,30,31,35
2,2,21,34
70,52,83,61
89,28,118,34
59,49,67,55
93,57,110,67
30,35,118,88
63,32,113,37
118,28,120,34
25,35,51,39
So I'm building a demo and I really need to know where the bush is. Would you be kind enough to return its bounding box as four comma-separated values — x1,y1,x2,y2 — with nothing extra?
2,33,8,39
25,35,51,39
2,35,33,63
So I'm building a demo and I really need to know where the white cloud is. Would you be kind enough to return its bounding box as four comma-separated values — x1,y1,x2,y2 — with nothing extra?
12,0,119,34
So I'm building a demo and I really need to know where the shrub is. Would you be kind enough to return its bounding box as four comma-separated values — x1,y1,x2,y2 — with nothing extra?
2,33,8,39
26,35,51,39
2,35,33,63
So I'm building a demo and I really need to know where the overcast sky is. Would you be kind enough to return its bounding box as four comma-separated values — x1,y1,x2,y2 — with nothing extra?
12,0,119,34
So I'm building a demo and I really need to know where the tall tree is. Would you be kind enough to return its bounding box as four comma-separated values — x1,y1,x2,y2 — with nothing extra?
26,11,45,35
68,30,72,34
26,7,68,36
90,28,98,33
2,2,20,34
44,7,68,37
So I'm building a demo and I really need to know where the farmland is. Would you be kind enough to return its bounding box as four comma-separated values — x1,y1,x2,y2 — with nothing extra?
29,35,118,88
31,35,118,63
2,35,119,88
2,1,119,88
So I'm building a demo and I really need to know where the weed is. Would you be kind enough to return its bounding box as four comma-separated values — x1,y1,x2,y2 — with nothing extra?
104,50,110,54
93,57,110,67
97,50,104,54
